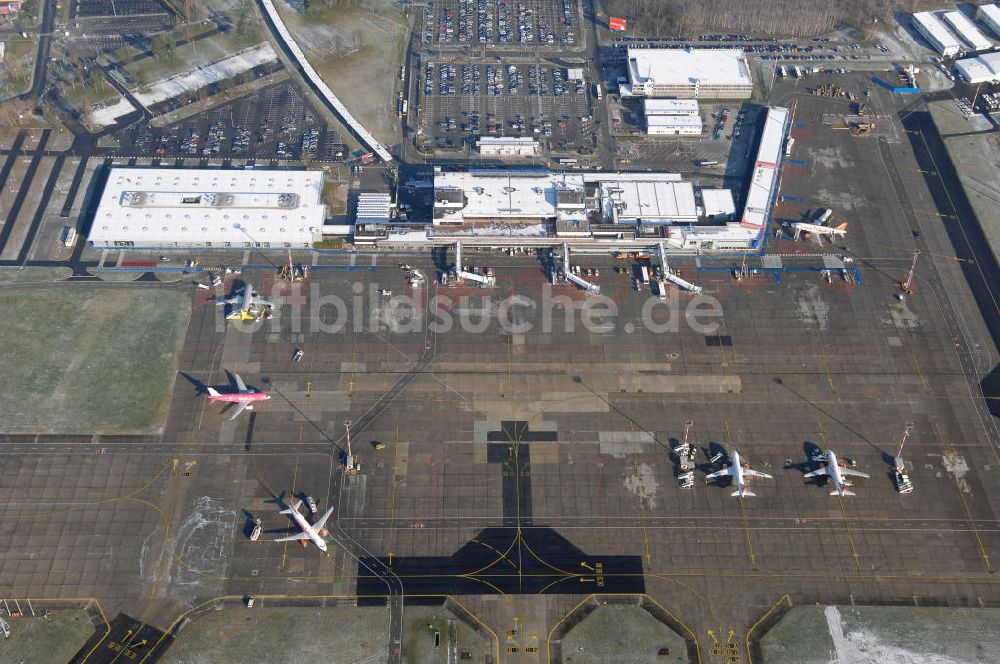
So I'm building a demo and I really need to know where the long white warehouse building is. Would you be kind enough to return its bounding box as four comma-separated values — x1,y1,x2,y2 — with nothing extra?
912,11,962,57
89,167,327,248
977,3,1000,39
740,106,789,234
956,51,1000,83
942,10,992,52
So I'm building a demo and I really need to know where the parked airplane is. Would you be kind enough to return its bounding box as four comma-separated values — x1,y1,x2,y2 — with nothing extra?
791,221,849,244
206,373,271,420
804,449,870,497
706,450,773,497
274,498,335,552
217,283,274,320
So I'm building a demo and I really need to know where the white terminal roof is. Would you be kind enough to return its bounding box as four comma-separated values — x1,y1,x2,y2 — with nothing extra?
912,12,962,52
742,106,789,230
643,98,700,115
756,106,789,167
942,10,992,51
434,172,586,223
956,51,1000,82
90,168,325,246
627,48,752,88
647,115,703,129
601,180,697,223
699,189,736,217
478,136,539,145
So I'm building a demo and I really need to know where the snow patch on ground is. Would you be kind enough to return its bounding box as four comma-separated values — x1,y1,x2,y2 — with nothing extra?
796,283,830,330
438,223,549,237
91,95,136,128
824,606,976,664
624,462,659,509
133,42,277,108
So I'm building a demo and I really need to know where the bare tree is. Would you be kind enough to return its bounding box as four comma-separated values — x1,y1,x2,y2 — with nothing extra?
606,0,878,37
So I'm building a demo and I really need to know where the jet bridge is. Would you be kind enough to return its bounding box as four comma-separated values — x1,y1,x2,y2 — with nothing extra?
657,242,702,294
455,241,496,286
562,243,600,294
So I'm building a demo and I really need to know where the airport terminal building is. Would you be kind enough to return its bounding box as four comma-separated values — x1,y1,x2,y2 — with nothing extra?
89,167,327,249
433,170,587,228
621,48,753,99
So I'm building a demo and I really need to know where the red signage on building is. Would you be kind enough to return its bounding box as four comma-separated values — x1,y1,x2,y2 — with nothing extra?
609,17,627,31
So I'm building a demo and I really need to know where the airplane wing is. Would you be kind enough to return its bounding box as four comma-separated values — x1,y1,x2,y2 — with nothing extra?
743,468,773,479
234,373,249,392
227,401,250,421
311,505,336,533
705,466,733,480
802,467,828,479
273,531,308,542
217,297,239,306
840,468,870,479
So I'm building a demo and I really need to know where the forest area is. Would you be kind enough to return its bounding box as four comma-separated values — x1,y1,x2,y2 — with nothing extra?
604,0,915,38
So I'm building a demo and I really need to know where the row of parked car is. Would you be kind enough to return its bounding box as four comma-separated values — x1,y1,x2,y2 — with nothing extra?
424,0,574,45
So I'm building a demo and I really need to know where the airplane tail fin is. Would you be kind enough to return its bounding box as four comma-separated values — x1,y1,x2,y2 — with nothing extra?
206,387,221,398
280,500,303,516
833,489,855,496
733,490,755,497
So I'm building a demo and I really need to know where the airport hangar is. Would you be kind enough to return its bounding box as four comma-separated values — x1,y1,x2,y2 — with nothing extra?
87,167,327,249
956,51,1000,83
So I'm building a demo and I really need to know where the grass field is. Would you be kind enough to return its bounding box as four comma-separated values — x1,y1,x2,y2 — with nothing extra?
161,605,389,663
0,286,191,433
0,609,95,664
401,607,491,664
0,37,37,95
560,605,687,664
124,29,266,88
0,267,72,284
760,606,1000,664
276,0,407,145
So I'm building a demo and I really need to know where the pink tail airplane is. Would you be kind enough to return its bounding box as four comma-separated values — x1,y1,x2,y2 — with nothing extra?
206,373,271,420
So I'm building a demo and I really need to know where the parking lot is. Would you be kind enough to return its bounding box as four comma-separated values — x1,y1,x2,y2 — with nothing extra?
421,0,579,48
417,59,595,152
115,82,348,162
70,0,175,34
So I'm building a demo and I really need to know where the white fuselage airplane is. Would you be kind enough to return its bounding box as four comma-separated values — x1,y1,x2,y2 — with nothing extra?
274,499,335,552
791,222,847,237
217,283,274,321
705,450,773,497
804,450,870,497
